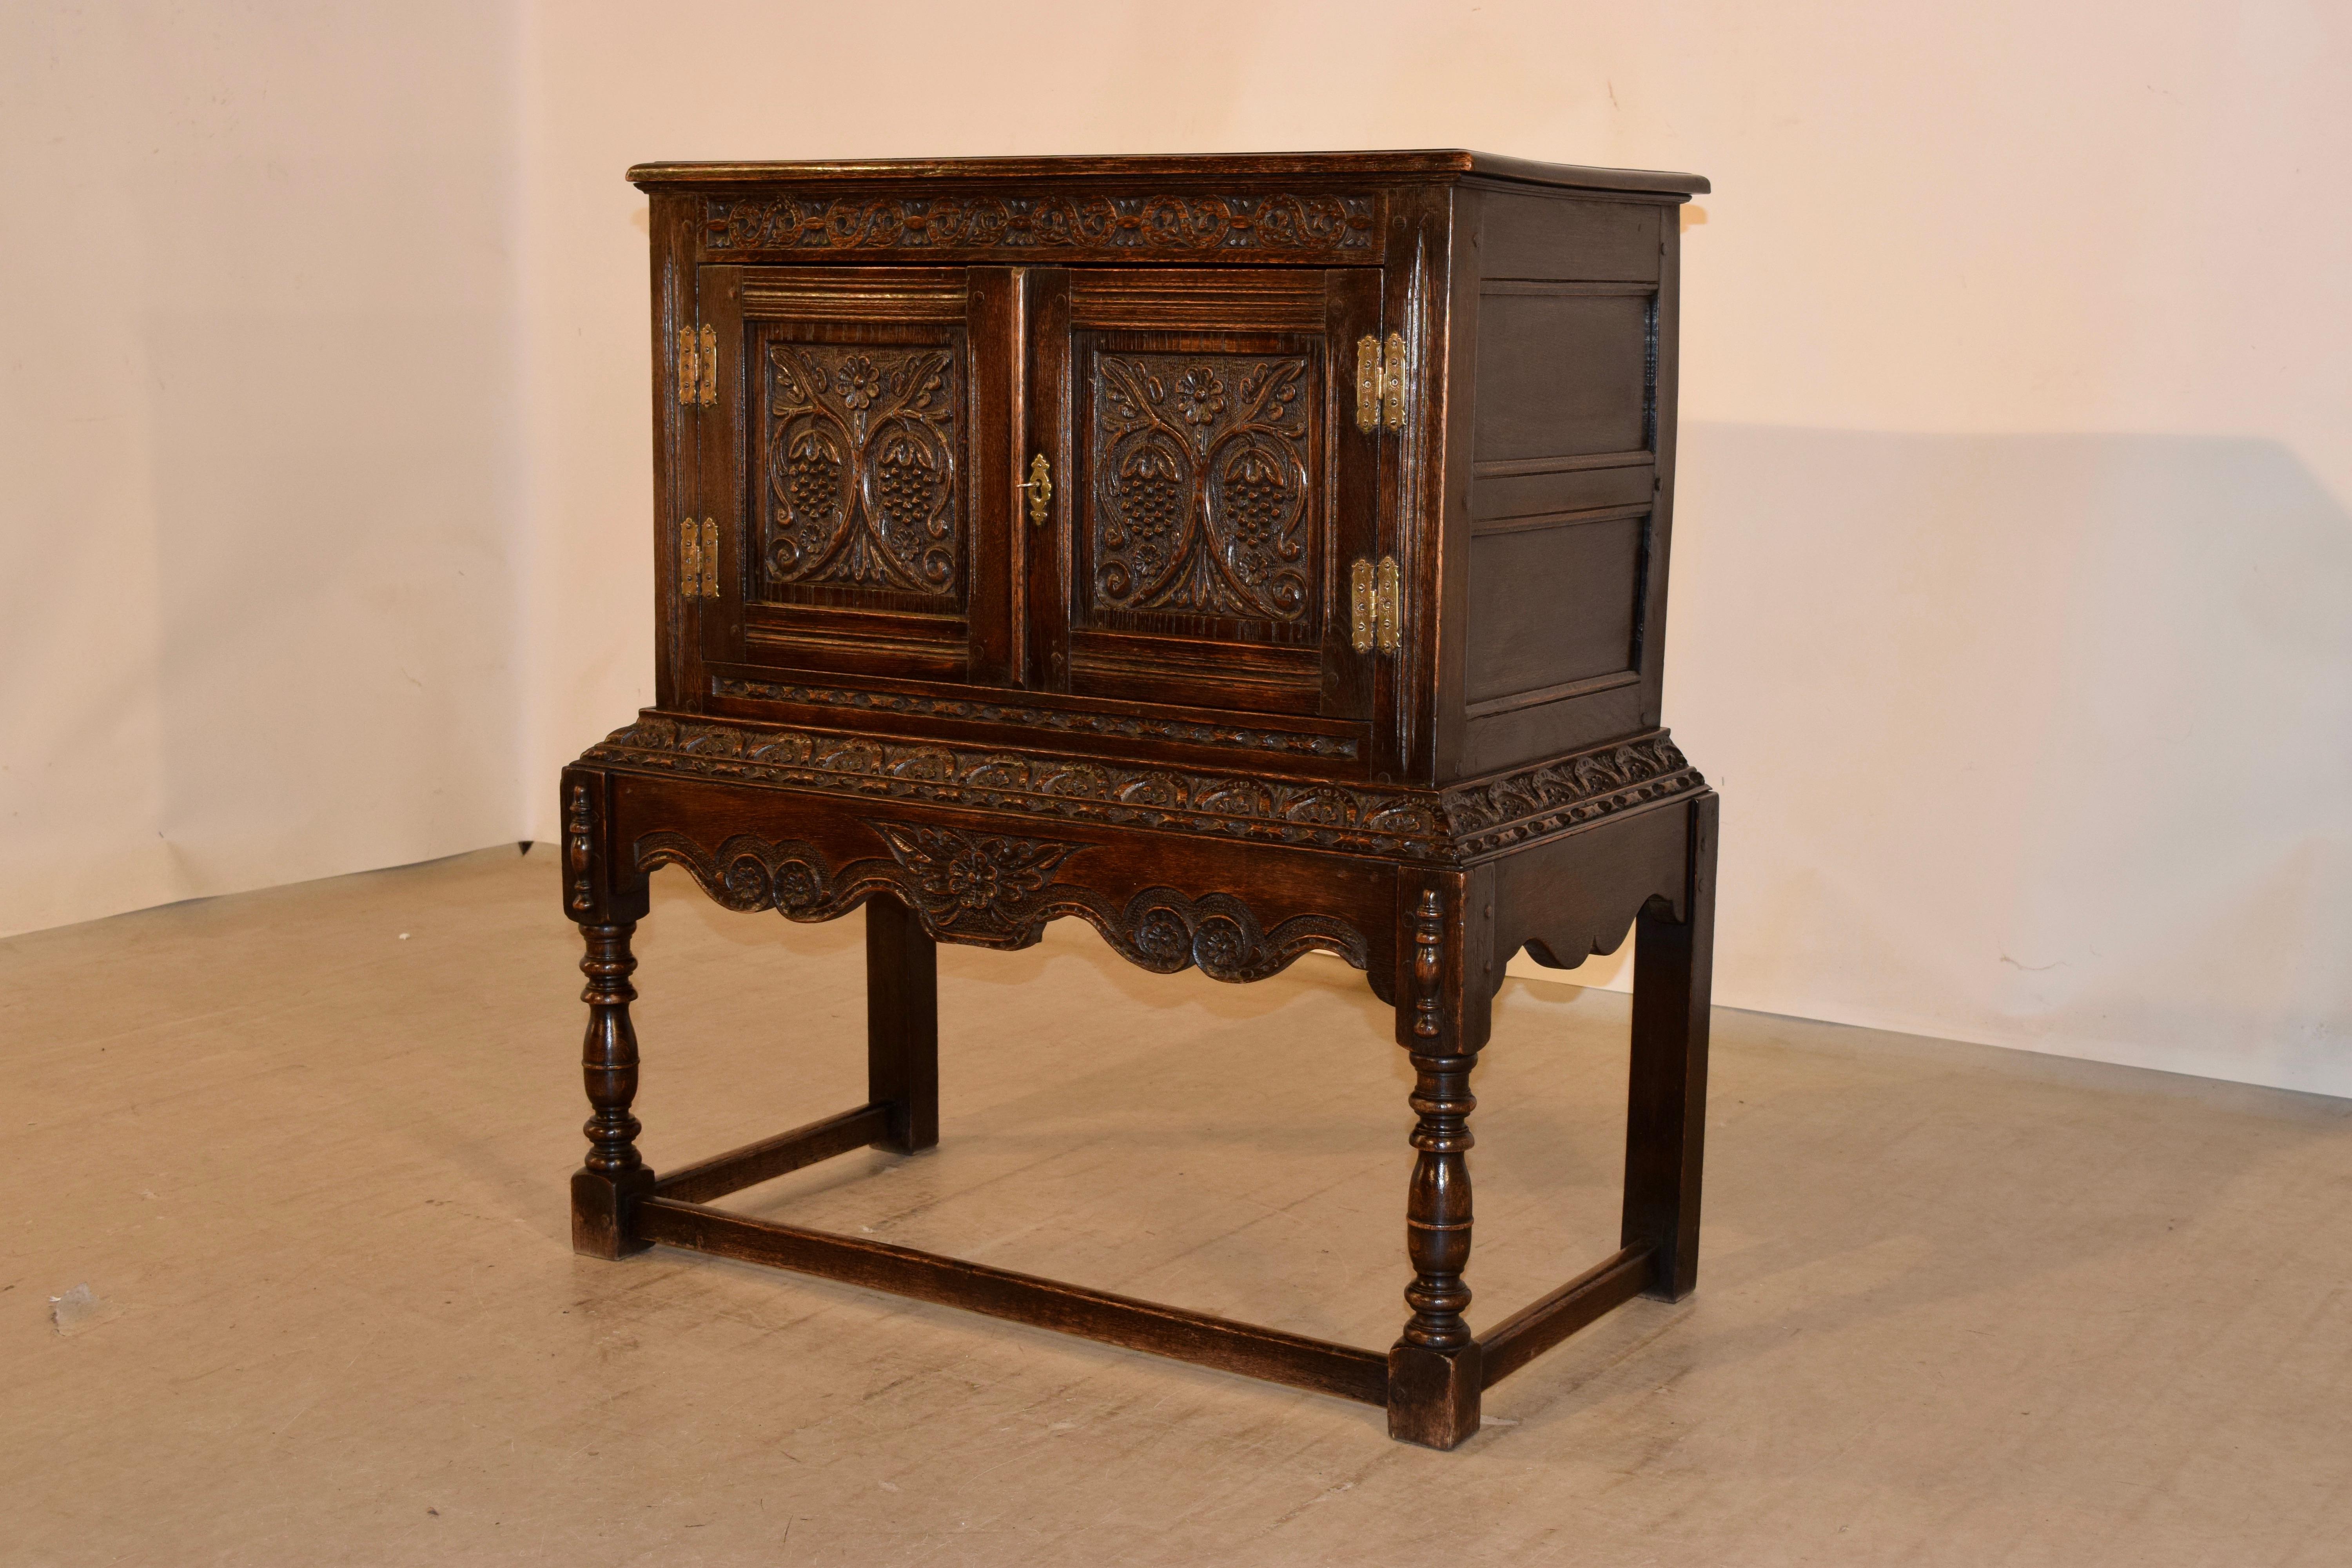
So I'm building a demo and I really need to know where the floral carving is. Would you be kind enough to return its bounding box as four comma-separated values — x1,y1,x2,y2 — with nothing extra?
869,824,1080,940
764,341,962,598
705,193,1377,255
632,825,1370,978
1091,353,1312,626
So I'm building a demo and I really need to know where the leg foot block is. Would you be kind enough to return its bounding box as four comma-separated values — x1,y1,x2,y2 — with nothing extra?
1387,1341,1483,1448
572,1166,655,1259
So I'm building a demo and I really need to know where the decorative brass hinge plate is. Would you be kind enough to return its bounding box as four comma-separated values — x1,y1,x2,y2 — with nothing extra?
677,324,717,407
679,518,719,599
1354,331,1408,433
1350,555,1401,654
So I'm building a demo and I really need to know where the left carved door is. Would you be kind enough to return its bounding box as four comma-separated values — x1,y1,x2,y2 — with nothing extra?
689,265,1017,694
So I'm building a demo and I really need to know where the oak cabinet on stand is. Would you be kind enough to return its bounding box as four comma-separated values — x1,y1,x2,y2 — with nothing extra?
562,151,1715,1450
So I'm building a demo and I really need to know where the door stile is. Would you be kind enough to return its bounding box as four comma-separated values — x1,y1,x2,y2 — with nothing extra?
694,265,749,694
966,267,1020,687
1022,267,1073,692
1326,267,1385,733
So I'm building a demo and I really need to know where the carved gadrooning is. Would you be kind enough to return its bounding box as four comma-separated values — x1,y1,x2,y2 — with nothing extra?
633,824,1371,980
763,341,962,598
583,717,1708,862
708,676,1358,760
1438,737,1701,857
1090,353,1312,627
706,193,1376,254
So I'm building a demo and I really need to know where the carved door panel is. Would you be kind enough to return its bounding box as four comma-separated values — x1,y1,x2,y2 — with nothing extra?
695,266,1017,688
1027,267,1382,720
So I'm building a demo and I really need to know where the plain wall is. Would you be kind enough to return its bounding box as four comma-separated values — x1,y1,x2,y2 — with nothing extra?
7,2,2346,1101
0,1,525,936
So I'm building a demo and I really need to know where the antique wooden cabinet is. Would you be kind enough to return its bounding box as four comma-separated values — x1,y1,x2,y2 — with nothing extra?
563,151,1715,1449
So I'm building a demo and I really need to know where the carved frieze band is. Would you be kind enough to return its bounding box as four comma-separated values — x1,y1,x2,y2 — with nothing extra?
634,824,1371,981
588,715,1440,856
709,676,1358,760
583,717,1704,862
1437,736,1702,857
704,192,1377,255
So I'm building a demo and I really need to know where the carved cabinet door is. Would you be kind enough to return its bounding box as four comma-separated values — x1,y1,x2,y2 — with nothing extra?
691,265,1018,688
1025,267,1384,720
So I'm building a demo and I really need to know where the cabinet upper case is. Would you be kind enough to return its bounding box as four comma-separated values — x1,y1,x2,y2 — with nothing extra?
633,151,1708,793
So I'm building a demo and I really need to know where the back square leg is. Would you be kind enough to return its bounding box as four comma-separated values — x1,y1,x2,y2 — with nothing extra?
1622,793,1719,1300
865,893,938,1155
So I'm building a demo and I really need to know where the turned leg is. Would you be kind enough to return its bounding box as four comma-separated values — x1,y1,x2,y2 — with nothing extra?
865,894,939,1155
1389,885,1484,1448
1622,793,1719,1299
572,920,654,1258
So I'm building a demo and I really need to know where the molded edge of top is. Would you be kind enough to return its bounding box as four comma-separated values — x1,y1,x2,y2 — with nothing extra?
626,150,1709,198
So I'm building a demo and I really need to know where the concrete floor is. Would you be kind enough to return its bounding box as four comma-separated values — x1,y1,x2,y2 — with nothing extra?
5,848,2349,1566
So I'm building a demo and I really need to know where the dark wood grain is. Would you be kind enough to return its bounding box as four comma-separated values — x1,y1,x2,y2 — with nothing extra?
1624,791,1719,1300
1478,1243,1657,1387
635,1197,1392,1405
864,895,938,1153
651,1103,892,1204
569,149,1716,1450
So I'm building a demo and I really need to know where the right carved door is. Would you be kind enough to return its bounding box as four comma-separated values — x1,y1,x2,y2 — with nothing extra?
1025,267,1384,721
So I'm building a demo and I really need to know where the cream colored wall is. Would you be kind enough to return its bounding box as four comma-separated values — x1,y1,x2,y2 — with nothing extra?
0,2,524,937
10,3,2345,1100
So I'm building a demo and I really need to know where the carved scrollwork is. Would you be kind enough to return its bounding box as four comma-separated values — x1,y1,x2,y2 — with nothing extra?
634,823,1370,979
706,192,1377,255
764,341,962,597
1091,353,1312,628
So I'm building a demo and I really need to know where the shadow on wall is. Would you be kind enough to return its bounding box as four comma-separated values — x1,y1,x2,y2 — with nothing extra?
1651,425,2352,1098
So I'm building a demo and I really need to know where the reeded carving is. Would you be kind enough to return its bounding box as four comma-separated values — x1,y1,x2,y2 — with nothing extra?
706,192,1376,255
590,715,1440,857
708,676,1358,760
634,825,1371,980
764,341,962,597
1091,353,1312,627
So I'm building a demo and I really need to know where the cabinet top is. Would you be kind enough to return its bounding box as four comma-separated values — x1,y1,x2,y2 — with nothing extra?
627,149,1708,198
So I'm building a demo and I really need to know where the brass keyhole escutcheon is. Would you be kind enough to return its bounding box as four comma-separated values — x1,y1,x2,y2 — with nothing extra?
1024,452,1053,526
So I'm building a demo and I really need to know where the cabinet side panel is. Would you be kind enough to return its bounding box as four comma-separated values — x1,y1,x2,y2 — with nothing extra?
1454,192,1681,777
1476,191,1661,283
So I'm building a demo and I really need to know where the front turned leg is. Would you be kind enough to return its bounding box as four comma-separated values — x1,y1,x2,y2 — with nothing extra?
572,920,654,1258
1389,887,1484,1448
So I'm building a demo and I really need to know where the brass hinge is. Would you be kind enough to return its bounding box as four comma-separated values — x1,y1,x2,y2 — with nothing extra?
676,324,717,407
1353,331,1408,433
1349,555,1401,654
678,517,719,599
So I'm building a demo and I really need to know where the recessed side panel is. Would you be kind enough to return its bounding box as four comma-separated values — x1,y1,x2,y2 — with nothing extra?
1472,290,1652,464
1465,514,1646,708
